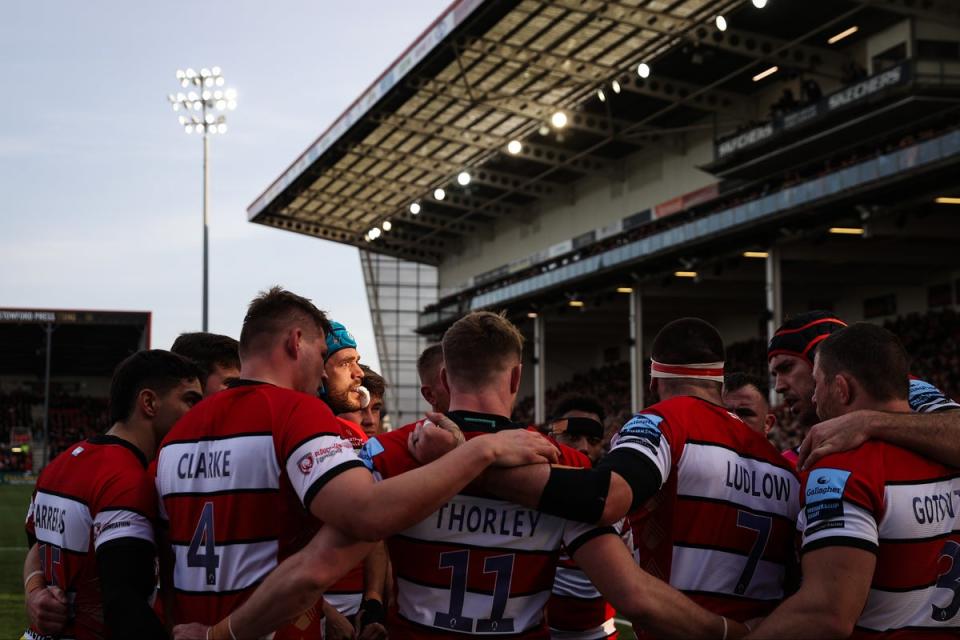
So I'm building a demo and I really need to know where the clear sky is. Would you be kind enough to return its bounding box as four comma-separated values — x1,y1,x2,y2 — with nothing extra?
0,0,452,370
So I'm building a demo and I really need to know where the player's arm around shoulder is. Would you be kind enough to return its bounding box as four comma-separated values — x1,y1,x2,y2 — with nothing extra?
573,532,746,639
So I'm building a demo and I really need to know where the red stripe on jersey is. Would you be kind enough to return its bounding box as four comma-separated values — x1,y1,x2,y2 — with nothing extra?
546,593,613,631
389,535,558,595
672,498,796,565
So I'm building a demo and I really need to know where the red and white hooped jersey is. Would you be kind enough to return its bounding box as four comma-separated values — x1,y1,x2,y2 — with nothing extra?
611,396,800,625
360,412,611,639
25,435,157,640
799,441,960,638
547,519,634,640
155,381,366,637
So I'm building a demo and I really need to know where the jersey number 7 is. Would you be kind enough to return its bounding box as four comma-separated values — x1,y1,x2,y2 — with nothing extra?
735,510,772,595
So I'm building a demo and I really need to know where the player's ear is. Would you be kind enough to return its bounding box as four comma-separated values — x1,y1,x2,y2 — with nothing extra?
764,412,776,435
420,385,435,405
835,374,852,405
509,363,522,394
138,388,159,419
284,327,300,359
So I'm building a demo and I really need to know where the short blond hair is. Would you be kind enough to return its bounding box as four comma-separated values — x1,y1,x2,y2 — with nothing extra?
442,311,524,387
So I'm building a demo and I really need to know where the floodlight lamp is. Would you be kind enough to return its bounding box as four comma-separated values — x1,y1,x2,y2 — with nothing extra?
597,88,606,102
193,101,203,111
551,111,568,128
172,102,181,111
202,90,211,100
176,70,186,79
715,15,727,31
434,188,446,201
178,116,187,125
216,100,226,110
382,220,392,231
186,68,197,78
181,78,190,88
197,124,206,134
215,77,225,87
409,202,421,214
205,114,215,124
457,171,471,186
538,124,550,136
214,90,223,99
200,68,211,77
507,139,522,154
185,124,194,134
752,0,767,7
637,62,651,78
611,80,621,94
204,77,214,87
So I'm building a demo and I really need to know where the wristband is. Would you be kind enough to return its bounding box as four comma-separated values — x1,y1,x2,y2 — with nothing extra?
209,616,238,640
24,570,45,592
721,616,728,640
358,598,385,628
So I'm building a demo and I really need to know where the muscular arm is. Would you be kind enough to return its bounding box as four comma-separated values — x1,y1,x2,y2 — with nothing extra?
800,409,960,470
575,534,745,639
480,448,661,525
96,538,168,640
746,546,875,639
362,541,387,603
314,429,557,540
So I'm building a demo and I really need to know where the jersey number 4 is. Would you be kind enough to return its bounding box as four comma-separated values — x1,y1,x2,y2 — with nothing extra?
434,550,516,633
187,502,220,586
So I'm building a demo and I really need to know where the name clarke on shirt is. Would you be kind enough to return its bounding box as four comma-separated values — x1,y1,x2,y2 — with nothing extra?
177,449,233,479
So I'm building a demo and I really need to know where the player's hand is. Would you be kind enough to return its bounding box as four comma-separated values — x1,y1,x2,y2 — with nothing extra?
484,428,560,467
172,622,210,640
797,409,874,470
324,605,357,640
357,622,387,640
26,585,68,634
408,414,464,464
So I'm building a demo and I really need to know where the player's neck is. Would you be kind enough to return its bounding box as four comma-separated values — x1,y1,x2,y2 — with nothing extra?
105,420,155,461
659,385,722,405
448,390,513,419
239,356,296,390
854,398,910,414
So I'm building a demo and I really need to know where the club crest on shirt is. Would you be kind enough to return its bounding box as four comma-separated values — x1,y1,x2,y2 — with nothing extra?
298,453,314,475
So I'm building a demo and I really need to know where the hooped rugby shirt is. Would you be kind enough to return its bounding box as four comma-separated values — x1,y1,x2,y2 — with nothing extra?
25,435,158,640
799,441,960,638
154,380,366,636
360,410,614,639
610,396,800,624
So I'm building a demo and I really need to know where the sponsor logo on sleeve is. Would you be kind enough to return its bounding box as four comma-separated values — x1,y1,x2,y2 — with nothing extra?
359,437,384,470
297,453,314,475
804,468,850,530
909,378,960,413
615,413,663,452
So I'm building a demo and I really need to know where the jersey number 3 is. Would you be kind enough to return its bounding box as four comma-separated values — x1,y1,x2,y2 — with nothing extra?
187,501,220,586
434,550,516,633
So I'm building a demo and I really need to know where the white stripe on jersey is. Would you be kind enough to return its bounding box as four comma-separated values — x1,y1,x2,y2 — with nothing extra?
670,545,785,601
677,443,798,519
880,480,960,540
859,584,960,632
401,494,593,552
171,539,277,593
32,491,91,553
93,509,154,549
157,435,280,496
610,413,670,484
397,577,546,635
552,565,601,599
284,435,360,506
549,618,616,640
799,500,878,549
325,592,362,616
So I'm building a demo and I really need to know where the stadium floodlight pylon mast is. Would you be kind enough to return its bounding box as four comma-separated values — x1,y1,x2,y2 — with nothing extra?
167,67,238,331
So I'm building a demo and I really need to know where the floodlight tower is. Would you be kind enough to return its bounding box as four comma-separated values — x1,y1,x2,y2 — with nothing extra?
167,67,237,331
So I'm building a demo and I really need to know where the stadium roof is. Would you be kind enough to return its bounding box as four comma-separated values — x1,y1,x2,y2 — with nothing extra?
0,308,151,377
248,0,939,264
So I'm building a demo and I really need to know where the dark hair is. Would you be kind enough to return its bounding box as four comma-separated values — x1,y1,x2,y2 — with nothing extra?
724,372,769,400
360,364,386,398
109,350,201,423
239,286,332,356
417,344,443,381
171,332,240,383
651,317,725,364
552,394,606,422
442,312,523,386
817,323,909,402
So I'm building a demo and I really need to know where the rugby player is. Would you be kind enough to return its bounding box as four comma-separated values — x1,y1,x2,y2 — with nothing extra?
322,320,365,415
766,310,960,470
417,343,450,413
747,323,960,638
340,364,387,438
545,395,623,639
362,311,745,639
723,373,776,436
470,318,800,628
23,350,202,639
171,332,240,397
159,288,558,640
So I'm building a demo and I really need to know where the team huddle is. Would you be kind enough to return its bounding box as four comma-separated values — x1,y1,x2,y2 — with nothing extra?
21,287,960,639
